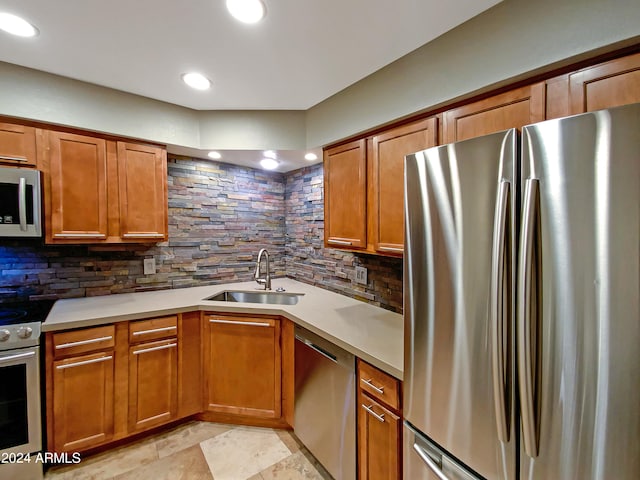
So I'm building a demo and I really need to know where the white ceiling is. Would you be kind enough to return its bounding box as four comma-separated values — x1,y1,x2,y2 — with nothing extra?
0,0,501,170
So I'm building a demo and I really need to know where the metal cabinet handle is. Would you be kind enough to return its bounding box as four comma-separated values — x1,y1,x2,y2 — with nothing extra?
518,178,540,458
377,246,403,253
122,233,164,238
490,180,510,443
362,404,385,423
413,443,450,480
18,177,28,231
56,355,112,370
361,378,384,394
53,233,107,238
0,155,28,162
328,239,353,246
209,319,271,328
132,342,176,355
132,326,176,336
55,335,113,349
0,351,36,364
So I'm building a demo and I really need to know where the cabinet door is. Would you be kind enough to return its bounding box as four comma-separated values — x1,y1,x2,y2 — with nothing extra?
0,122,36,166
358,392,401,480
52,352,114,452
568,52,640,114
324,139,367,249
46,131,108,242
442,83,545,143
128,338,178,432
117,142,167,241
372,118,437,255
205,315,281,419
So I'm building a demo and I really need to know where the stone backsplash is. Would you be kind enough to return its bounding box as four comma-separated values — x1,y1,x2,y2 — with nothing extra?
0,158,403,313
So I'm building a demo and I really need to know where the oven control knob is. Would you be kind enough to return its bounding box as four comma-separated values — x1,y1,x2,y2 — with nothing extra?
0,329,10,342
17,327,33,339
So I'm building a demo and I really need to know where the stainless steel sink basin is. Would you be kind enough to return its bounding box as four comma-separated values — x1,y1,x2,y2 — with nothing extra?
205,290,303,305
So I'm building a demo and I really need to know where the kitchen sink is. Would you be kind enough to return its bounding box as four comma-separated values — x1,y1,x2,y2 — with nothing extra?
204,290,304,305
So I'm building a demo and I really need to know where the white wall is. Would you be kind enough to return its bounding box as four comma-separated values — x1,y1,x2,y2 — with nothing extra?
0,0,639,151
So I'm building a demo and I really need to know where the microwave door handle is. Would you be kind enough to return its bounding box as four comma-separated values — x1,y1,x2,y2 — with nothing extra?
18,177,28,231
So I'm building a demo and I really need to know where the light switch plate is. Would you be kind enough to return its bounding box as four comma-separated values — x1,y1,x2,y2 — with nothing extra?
143,258,156,275
355,266,367,285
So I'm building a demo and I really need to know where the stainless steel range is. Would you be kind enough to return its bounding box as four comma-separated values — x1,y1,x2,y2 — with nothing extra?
0,300,53,480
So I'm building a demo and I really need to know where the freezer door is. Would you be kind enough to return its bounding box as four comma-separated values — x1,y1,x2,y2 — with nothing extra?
404,423,481,480
518,103,640,479
404,129,517,480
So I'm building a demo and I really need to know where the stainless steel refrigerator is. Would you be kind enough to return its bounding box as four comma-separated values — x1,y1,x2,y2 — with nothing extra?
403,103,640,480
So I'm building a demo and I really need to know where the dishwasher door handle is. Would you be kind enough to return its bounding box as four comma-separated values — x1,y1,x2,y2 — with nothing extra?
295,335,338,363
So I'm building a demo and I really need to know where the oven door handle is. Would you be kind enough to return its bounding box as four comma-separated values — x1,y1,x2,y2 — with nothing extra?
0,350,36,364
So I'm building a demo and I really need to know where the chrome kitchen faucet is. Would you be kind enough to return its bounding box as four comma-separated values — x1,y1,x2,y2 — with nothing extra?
254,248,271,290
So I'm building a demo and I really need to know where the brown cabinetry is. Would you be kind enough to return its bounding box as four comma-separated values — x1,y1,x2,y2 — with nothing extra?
371,118,437,255
127,316,178,433
324,139,367,249
357,359,402,480
48,325,117,452
443,83,546,143
38,129,167,244
204,314,282,420
0,121,37,167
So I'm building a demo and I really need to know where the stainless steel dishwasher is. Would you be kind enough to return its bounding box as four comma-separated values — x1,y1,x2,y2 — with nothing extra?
294,326,356,480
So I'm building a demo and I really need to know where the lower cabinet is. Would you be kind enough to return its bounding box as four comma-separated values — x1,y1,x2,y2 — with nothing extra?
127,316,179,432
357,359,402,480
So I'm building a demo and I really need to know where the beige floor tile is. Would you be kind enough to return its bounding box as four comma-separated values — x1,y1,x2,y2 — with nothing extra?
45,438,158,480
259,450,329,480
113,444,213,480
155,421,233,458
200,427,291,480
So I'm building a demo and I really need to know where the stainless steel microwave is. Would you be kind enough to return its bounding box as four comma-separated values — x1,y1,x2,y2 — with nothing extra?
0,167,42,237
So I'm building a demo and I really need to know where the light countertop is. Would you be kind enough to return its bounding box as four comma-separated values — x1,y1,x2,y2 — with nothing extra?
43,278,404,379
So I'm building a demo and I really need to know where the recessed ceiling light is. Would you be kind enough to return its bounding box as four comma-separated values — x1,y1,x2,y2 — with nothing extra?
260,158,279,170
226,0,266,24
181,72,211,91
208,151,222,159
0,12,39,37
304,153,318,161
263,150,277,159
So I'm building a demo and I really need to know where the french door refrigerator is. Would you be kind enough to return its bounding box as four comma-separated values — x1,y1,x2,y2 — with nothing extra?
403,103,640,480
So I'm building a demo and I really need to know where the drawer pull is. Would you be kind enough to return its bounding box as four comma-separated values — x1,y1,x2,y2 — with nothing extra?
328,239,353,246
122,233,165,238
133,343,177,355
209,319,271,328
361,378,384,394
378,246,404,253
53,233,107,238
55,335,113,350
0,155,29,162
132,326,177,336
56,355,112,370
362,404,385,423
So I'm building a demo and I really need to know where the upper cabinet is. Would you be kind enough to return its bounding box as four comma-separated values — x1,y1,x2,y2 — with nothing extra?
442,83,546,143
38,130,168,244
371,118,437,255
324,140,367,249
547,52,640,119
0,122,37,167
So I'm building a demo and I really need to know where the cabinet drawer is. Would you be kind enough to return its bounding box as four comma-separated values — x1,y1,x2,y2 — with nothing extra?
52,325,115,359
358,360,400,411
129,315,178,343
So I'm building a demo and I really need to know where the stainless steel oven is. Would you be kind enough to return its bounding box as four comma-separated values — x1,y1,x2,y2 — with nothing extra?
0,167,42,237
0,301,52,480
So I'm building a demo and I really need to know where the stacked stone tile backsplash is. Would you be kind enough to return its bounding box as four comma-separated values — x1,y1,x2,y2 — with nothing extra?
0,158,402,313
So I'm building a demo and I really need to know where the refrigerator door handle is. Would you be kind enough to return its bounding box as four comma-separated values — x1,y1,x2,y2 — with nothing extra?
412,442,450,480
490,179,510,443
518,178,540,458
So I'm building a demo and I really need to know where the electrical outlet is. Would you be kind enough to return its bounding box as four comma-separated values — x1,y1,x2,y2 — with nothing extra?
355,266,367,285
143,258,156,275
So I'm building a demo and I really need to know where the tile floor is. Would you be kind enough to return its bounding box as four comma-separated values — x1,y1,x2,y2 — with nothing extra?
45,421,333,480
